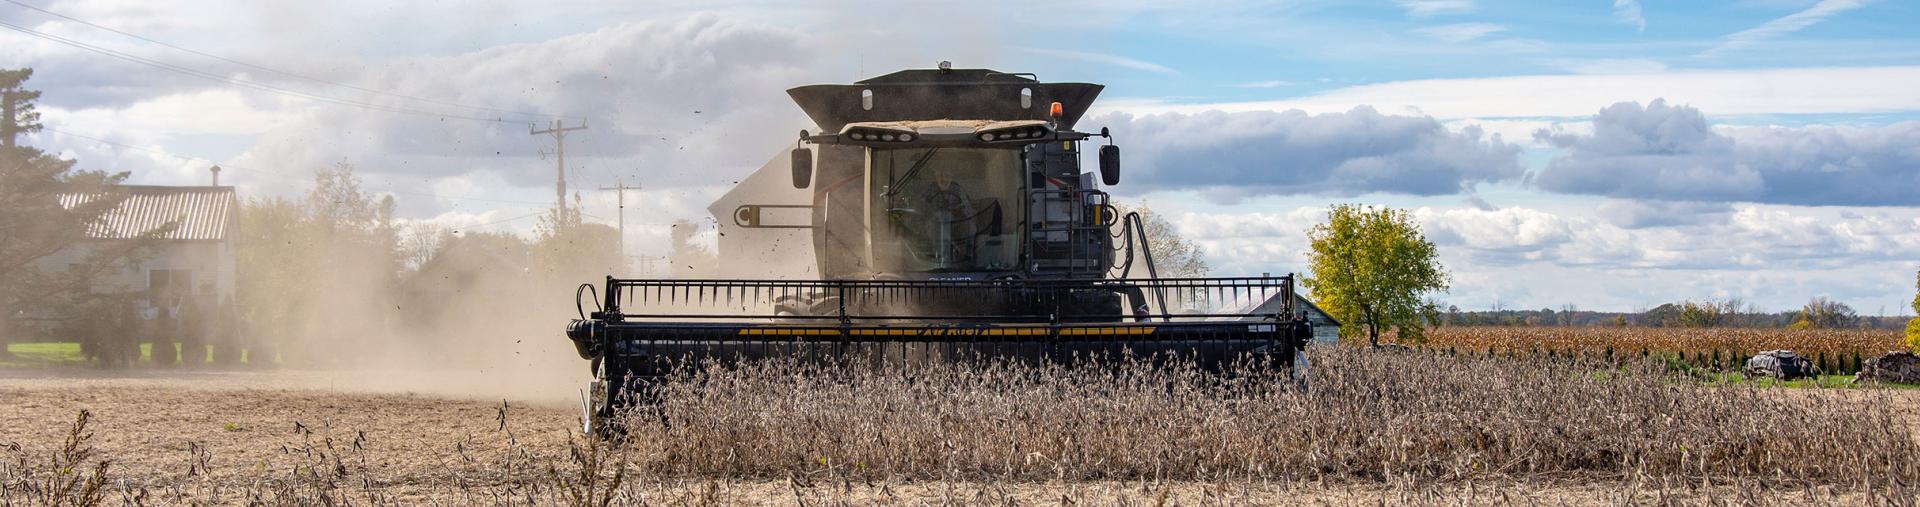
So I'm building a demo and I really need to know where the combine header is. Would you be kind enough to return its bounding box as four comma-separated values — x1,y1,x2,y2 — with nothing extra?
567,65,1312,435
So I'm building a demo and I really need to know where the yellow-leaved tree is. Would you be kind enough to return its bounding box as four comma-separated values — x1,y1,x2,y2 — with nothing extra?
1906,269,1919,352
1304,204,1449,347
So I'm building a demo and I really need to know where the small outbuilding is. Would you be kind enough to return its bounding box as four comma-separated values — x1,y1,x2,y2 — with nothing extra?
1292,295,1343,344
41,184,237,312
1241,291,1343,344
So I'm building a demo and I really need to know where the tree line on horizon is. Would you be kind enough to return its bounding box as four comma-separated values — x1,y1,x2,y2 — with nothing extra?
1425,298,1910,330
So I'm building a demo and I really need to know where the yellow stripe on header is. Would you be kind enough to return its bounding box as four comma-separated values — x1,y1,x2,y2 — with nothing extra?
736,325,1159,337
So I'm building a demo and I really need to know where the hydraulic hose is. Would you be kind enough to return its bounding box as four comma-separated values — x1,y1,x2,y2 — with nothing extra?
1118,212,1170,321
576,283,601,320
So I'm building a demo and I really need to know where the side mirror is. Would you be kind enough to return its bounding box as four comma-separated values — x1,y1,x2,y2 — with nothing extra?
791,147,813,189
1098,144,1120,186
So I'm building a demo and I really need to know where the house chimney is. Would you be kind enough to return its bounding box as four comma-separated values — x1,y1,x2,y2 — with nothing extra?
209,165,222,186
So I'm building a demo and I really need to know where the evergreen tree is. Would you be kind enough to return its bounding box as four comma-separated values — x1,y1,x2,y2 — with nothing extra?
0,68,139,358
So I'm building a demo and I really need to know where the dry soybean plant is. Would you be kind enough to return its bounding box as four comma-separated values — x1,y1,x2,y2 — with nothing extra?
0,410,111,506
4,348,1917,505
620,347,1919,487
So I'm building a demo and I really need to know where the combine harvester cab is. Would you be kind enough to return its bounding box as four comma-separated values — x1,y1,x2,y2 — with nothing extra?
566,65,1312,436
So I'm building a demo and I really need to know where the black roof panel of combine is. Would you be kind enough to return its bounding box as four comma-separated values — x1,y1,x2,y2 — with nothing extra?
788,68,1103,133
854,68,1033,84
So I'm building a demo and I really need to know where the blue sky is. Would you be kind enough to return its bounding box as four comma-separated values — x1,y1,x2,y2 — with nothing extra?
4,0,1918,313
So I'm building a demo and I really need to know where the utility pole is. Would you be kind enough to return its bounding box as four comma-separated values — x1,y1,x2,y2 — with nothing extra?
530,119,588,219
599,179,641,267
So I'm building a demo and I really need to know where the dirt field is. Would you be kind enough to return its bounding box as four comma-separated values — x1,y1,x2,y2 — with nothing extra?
3,367,1917,505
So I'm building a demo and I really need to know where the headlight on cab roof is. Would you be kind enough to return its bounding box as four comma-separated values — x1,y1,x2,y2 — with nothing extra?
844,128,914,143
978,126,1050,143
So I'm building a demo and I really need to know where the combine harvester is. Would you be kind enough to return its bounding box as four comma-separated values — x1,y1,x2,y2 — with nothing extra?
566,65,1314,435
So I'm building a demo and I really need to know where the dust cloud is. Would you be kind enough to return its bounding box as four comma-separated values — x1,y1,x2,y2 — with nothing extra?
228,205,599,404
210,156,822,406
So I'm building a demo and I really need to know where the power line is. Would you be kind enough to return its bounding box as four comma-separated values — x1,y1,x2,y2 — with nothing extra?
0,20,515,123
36,126,563,207
3,0,570,123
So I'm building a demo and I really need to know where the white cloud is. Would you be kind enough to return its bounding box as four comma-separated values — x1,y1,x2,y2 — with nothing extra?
47,89,290,136
1443,118,1588,148
1172,202,1920,311
1594,200,1733,229
1102,66,1920,119
1089,107,1523,201
1697,0,1871,58
1397,0,1475,18
1016,47,1178,76
1534,100,1920,206
1613,0,1647,32
1413,23,1505,43
177,15,820,201
24,128,219,186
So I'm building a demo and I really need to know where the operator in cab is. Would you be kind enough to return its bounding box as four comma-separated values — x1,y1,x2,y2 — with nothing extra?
915,162,978,266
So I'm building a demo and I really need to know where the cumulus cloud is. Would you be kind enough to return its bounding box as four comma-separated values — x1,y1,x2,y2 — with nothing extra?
1173,203,1920,310
1088,107,1523,202
1417,206,1581,266
1434,204,1920,270
1594,199,1733,229
210,14,820,204
1533,99,1920,206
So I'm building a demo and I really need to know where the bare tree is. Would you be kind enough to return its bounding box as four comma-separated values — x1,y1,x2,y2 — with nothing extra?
1794,297,1858,329
1111,201,1209,279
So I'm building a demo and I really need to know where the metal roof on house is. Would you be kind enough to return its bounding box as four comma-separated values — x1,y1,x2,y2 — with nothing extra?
59,186,235,241
1294,294,1343,327
1237,292,1343,328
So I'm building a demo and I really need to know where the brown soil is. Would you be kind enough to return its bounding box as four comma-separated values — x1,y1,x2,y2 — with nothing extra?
1,370,1914,505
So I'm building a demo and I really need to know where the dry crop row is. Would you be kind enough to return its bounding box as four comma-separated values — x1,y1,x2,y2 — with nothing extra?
6,348,1918,504
619,348,1917,485
1420,326,1905,358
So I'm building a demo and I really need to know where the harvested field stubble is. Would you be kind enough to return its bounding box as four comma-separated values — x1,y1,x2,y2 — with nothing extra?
625,346,1920,486
1422,326,1907,358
